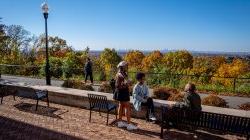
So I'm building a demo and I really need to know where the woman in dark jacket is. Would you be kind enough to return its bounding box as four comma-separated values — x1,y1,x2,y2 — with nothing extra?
115,61,137,130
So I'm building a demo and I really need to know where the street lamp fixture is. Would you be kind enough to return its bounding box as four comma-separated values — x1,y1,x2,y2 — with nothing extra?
41,2,51,85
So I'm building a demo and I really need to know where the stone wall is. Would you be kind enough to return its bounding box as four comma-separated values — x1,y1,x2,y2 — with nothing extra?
5,84,250,120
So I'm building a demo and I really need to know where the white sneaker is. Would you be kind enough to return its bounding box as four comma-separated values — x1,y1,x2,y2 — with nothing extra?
127,124,138,131
149,115,157,121
117,121,127,128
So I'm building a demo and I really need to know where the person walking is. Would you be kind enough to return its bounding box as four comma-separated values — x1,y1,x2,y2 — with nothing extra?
115,61,137,130
84,57,93,84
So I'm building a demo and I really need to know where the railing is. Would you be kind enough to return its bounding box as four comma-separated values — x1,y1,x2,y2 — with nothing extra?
0,64,249,94
128,71,250,94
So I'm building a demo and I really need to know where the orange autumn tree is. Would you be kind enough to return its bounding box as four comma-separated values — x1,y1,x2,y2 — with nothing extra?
142,50,163,71
124,50,145,71
213,59,249,86
191,56,226,76
190,56,226,83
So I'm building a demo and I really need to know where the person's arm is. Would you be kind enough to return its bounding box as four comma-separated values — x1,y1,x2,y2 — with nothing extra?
182,93,191,108
90,62,93,71
172,93,190,109
145,85,150,98
115,74,128,89
133,86,144,102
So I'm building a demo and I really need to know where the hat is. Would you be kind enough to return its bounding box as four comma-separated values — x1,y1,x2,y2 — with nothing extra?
117,61,128,68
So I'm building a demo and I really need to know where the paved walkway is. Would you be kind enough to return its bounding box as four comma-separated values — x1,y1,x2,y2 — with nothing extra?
0,96,245,140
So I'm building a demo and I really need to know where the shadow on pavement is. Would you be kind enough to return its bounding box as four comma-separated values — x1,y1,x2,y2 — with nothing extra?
0,116,84,140
14,102,68,119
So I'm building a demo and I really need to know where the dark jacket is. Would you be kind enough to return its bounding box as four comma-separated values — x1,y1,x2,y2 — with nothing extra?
84,61,92,73
173,91,202,111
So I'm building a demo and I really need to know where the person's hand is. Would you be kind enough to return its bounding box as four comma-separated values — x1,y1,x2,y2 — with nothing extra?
126,79,132,86
167,104,173,109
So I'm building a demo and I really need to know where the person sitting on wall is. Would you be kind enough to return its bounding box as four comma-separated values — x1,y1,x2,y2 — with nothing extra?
167,83,202,126
172,83,202,111
133,72,157,121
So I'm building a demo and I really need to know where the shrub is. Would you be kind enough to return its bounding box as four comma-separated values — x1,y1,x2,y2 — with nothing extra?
98,82,113,93
152,87,179,100
238,102,250,111
40,57,63,78
168,93,184,102
62,80,94,91
202,94,228,108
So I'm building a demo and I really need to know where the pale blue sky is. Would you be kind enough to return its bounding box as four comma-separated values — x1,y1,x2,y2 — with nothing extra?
1,0,250,52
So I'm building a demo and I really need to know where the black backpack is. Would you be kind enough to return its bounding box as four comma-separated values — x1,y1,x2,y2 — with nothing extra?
109,78,116,93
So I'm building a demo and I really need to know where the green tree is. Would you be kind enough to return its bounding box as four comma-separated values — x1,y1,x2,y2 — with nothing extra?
63,52,87,78
163,50,193,73
0,18,8,63
4,25,32,65
100,48,122,77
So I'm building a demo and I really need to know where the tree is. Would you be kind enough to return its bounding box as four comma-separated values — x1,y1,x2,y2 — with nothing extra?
63,51,87,78
124,50,145,70
213,59,249,86
190,56,226,83
191,56,226,76
0,18,8,62
142,50,163,71
5,25,31,51
100,48,122,77
36,35,72,59
163,50,193,73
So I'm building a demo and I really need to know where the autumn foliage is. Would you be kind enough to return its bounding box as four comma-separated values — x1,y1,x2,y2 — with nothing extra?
142,51,163,71
213,59,249,86
124,50,145,70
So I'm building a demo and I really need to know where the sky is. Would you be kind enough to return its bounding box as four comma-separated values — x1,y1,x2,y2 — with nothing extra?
0,0,250,52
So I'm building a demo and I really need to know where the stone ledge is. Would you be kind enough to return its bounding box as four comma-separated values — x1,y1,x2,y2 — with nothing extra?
3,84,250,119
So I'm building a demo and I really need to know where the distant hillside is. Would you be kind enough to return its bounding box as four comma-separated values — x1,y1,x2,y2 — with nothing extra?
89,50,250,58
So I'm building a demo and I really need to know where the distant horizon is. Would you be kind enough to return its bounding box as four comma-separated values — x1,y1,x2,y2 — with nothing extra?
1,0,250,52
81,48,250,54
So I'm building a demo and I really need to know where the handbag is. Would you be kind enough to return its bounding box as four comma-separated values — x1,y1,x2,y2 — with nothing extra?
113,89,119,100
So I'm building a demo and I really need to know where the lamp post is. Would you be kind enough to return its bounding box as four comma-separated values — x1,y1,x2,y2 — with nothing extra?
41,2,51,85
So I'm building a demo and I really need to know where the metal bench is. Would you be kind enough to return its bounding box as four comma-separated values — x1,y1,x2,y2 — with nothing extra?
1,85,49,111
88,94,117,125
160,106,250,140
0,85,16,104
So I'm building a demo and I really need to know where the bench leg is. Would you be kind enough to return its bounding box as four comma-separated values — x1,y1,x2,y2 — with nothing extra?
106,111,109,125
115,108,117,120
1,97,3,104
89,109,92,122
35,99,39,111
146,109,149,122
46,96,49,107
99,108,101,116
160,127,164,139
13,95,16,101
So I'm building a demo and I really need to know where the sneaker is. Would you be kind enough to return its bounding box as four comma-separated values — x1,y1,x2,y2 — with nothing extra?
149,114,157,121
127,124,138,131
117,121,127,128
